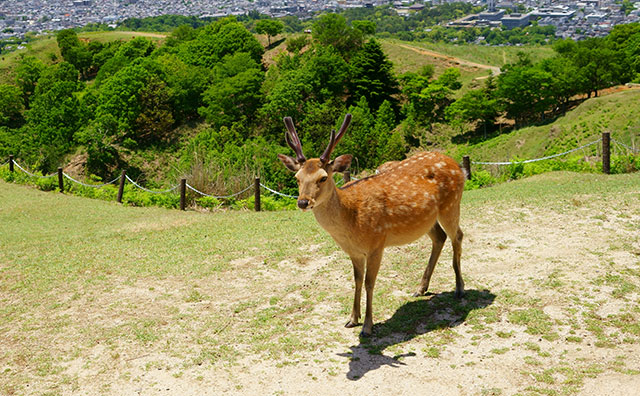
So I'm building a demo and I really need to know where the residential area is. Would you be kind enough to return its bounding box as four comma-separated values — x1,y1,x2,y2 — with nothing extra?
0,0,638,41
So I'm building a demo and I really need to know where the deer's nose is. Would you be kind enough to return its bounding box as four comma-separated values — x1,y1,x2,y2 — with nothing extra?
297,199,309,209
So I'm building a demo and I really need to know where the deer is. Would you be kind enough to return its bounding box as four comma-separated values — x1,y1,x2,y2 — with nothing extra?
277,114,466,337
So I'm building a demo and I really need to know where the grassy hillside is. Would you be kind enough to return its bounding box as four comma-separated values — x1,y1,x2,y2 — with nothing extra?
448,89,640,163
1,171,639,394
383,39,556,68
0,31,166,84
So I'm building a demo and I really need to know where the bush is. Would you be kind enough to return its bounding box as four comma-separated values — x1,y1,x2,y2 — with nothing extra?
611,154,640,174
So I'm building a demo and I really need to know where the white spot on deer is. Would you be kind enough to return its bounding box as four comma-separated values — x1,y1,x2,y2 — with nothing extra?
435,161,446,169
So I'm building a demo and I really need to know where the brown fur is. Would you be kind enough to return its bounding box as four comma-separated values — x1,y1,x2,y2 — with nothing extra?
280,130,465,336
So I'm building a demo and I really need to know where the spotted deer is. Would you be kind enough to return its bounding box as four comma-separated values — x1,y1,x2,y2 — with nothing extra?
278,114,466,336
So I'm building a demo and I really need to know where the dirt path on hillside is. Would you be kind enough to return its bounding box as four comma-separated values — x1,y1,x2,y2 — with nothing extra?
397,43,501,76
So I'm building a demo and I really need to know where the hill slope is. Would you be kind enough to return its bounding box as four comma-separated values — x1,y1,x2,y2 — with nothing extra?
448,89,640,163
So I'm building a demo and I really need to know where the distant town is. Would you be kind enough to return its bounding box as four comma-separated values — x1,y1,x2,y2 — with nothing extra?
0,0,638,42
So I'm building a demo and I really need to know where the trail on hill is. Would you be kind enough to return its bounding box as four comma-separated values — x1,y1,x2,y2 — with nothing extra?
396,43,501,76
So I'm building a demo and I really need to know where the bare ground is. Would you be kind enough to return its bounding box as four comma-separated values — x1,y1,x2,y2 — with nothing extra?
2,175,639,396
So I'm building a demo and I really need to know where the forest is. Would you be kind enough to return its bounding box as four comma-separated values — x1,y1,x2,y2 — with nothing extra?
1,4,640,197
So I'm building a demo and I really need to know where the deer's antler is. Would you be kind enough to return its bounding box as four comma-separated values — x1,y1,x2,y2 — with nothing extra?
283,116,306,163
320,113,352,163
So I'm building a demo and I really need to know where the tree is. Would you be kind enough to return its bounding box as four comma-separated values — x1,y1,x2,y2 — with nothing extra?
401,67,461,127
445,78,499,138
56,29,92,79
255,19,284,47
179,17,264,68
497,65,554,125
24,63,84,171
349,39,399,112
312,13,363,57
14,56,45,108
199,53,264,131
0,84,25,128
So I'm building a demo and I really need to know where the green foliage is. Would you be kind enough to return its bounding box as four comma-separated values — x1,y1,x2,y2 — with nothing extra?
349,39,399,112
255,19,284,46
178,17,264,68
0,84,24,128
285,35,308,53
14,56,45,107
312,13,363,56
199,52,264,130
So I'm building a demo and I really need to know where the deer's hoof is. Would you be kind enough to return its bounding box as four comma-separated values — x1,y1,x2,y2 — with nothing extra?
412,290,426,297
455,289,465,298
345,320,359,328
359,330,372,338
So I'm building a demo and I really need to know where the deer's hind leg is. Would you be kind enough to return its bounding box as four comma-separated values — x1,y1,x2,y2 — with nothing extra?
413,222,447,297
438,206,464,298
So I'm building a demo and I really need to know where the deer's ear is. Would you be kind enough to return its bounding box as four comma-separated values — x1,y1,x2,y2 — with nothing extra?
330,154,352,173
278,154,302,172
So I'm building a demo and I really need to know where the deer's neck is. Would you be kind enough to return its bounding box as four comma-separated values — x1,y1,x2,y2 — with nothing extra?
312,183,359,250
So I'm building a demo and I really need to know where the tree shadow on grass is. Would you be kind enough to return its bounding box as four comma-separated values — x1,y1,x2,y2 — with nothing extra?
336,288,495,380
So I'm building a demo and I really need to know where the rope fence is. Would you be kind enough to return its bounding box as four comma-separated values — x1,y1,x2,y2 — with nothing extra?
186,182,253,199
470,139,602,166
2,131,638,211
124,175,178,194
63,172,121,188
612,138,639,153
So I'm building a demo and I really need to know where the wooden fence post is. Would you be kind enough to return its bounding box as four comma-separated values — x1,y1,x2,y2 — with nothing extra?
343,170,351,183
180,179,186,211
117,170,126,203
254,177,261,212
462,155,471,180
602,131,610,174
57,167,64,193
9,155,14,172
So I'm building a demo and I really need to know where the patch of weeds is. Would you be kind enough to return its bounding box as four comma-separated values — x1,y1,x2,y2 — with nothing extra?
480,387,502,396
496,330,514,338
491,347,509,355
565,336,582,343
130,319,160,344
541,332,559,342
524,356,543,366
524,342,541,353
524,385,558,395
425,346,440,358
534,270,564,289
185,289,207,303
508,308,553,335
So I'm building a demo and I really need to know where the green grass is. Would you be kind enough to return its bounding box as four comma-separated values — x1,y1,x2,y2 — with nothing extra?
448,89,640,163
1,170,639,394
385,39,555,68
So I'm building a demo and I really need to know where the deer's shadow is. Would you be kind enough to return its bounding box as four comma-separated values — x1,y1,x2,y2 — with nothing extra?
336,288,495,380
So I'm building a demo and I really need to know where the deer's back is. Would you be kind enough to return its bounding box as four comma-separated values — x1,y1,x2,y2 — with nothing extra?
339,152,465,246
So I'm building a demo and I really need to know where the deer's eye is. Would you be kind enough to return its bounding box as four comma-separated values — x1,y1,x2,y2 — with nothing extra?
318,176,328,183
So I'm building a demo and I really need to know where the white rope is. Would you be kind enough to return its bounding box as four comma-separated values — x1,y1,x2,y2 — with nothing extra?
260,183,298,199
63,172,121,188
1,161,7,167
472,139,601,165
125,175,178,194
186,183,253,199
611,138,639,153
12,160,56,178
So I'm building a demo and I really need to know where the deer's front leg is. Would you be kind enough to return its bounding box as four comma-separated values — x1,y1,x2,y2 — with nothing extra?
345,256,365,328
361,247,383,337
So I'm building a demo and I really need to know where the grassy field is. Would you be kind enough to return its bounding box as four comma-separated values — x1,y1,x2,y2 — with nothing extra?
1,171,639,395
447,89,640,163
383,39,556,68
